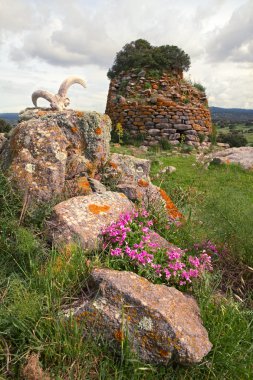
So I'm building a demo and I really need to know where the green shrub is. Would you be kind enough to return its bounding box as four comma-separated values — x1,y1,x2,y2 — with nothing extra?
146,68,162,79
0,118,12,133
180,144,194,154
159,138,172,150
217,131,247,147
193,82,206,92
144,82,152,89
198,133,205,143
210,124,217,145
107,39,190,79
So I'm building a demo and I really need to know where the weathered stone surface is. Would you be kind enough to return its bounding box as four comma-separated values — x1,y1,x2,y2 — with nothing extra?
174,124,192,131
216,143,230,148
148,129,161,135
88,178,107,194
102,153,182,219
169,140,180,145
47,191,133,250
66,268,212,364
0,109,111,200
185,135,198,141
108,153,151,183
207,147,253,170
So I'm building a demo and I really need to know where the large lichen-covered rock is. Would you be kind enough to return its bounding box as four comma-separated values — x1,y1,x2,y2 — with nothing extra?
64,268,212,364
206,147,253,170
0,109,111,200
47,191,134,250
103,153,182,219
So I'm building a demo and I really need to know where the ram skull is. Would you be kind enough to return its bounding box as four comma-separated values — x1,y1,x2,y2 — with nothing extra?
31,77,86,111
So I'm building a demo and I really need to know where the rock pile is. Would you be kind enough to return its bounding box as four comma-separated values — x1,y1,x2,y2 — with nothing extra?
106,70,212,146
0,105,212,365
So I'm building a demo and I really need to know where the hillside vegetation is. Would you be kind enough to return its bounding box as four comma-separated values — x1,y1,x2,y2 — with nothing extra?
0,143,252,379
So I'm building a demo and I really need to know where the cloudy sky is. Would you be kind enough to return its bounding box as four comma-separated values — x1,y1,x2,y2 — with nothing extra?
0,0,252,113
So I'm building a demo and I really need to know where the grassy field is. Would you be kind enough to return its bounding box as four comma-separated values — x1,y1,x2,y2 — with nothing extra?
217,123,253,144
0,145,253,379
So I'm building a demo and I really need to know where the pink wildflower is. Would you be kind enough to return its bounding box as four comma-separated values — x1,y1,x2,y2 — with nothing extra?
188,256,200,268
164,268,171,279
111,248,122,256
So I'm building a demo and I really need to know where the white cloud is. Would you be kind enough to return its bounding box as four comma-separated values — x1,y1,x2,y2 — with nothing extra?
0,0,252,112
207,0,253,63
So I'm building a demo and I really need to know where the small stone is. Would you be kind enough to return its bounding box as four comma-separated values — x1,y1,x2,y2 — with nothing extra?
148,129,160,135
161,166,176,174
169,140,180,145
139,145,148,152
174,124,192,131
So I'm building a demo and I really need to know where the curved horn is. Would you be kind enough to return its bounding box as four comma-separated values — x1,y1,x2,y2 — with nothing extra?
32,90,55,107
57,76,86,98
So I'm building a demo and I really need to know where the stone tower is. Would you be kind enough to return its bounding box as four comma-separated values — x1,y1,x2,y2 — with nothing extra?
105,69,212,146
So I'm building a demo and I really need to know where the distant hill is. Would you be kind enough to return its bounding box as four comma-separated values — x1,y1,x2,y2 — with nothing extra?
0,113,19,125
1,108,253,126
210,107,253,124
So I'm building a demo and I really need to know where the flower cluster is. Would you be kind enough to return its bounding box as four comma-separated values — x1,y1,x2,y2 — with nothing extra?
102,210,215,289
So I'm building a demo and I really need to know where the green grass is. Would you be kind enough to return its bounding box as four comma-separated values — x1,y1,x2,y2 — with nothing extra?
0,149,253,378
150,154,253,267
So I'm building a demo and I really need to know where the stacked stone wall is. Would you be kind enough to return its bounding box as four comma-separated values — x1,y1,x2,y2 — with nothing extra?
106,70,212,146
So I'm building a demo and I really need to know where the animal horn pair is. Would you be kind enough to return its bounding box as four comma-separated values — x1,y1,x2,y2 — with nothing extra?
32,76,86,110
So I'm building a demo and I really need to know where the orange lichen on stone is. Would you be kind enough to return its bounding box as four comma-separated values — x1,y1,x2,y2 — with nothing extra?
77,176,91,191
76,111,84,117
95,127,102,135
75,310,97,323
114,329,124,342
159,188,183,219
88,204,111,214
138,178,149,188
109,161,118,169
37,110,46,116
158,349,170,358
86,161,97,178
71,126,78,133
